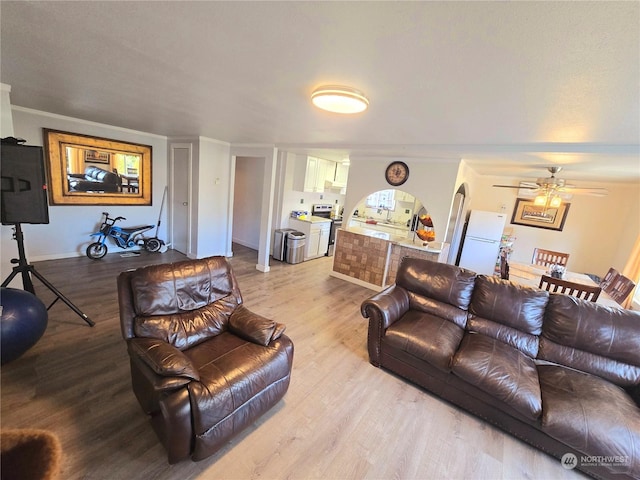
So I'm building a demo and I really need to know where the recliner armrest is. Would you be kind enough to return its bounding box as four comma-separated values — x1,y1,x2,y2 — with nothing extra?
361,284,410,330
228,304,285,346
128,338,199,381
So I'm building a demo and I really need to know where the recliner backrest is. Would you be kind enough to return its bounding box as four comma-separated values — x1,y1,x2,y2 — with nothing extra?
118,256,244,350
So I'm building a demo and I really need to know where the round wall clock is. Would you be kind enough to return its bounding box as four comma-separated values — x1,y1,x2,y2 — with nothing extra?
385,161,409,186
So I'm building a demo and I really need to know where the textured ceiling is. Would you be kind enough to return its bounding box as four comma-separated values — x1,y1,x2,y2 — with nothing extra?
1,1,638,183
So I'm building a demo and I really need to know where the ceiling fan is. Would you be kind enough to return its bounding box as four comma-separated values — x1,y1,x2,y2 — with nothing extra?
493,167,609,197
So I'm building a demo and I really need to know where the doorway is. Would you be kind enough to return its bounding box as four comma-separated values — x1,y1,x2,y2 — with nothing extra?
170,144,191,255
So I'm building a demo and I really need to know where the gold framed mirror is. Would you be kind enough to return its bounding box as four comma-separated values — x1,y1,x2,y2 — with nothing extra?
43,129,152,205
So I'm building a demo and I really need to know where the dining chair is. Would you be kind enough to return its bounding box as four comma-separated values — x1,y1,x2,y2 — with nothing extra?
606,274,636,305
600,267,620,293
532,248,570,268
499,250,509,280
538,274,601,302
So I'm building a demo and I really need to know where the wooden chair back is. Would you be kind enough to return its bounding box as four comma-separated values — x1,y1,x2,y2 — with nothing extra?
539,274,601,302
499,250,509,280
607,274,636,304
532,248,570,268
599,267,619,291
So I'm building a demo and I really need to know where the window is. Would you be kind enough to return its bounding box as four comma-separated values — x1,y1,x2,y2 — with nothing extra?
366,190,396,210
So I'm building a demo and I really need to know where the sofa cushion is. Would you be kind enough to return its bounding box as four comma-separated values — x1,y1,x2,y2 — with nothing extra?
406,293,469,329
468,276,548,357
396,257,476,311
451,333,542,420
539,365,640,478
384,309,464,372
539,294,640,386
185,332,293,436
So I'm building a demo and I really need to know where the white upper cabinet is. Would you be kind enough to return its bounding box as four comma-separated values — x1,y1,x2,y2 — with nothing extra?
333,163,349,187
294,156,339,193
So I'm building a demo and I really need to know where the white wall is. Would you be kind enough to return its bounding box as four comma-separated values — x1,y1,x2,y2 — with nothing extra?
233,156,264,250
194,137,232,258
343,157,461,243
1,107,169,287
467,174,640,276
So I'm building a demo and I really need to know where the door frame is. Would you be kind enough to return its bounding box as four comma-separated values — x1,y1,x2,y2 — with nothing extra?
169,143,193,257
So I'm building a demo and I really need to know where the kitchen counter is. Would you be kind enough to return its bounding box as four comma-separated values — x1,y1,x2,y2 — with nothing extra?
344,226,445,254
331,227,450,290
290,215,332,224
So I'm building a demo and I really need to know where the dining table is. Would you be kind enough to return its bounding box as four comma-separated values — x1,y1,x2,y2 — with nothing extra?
507,261,620,308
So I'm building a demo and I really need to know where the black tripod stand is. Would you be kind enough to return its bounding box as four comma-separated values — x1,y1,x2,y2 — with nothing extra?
2,224,95,327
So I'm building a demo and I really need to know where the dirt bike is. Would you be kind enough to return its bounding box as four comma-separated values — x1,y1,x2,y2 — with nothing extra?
86,212,164,260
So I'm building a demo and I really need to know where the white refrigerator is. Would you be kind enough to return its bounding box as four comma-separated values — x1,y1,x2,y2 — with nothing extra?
458,210,507,275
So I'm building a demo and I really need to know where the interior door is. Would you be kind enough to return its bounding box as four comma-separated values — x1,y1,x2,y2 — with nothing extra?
171,144,191,255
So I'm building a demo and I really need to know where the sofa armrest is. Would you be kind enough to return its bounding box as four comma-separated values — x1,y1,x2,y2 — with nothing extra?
127,338,199,381
361,285,409,330
361,285,409,367
229,304,285,346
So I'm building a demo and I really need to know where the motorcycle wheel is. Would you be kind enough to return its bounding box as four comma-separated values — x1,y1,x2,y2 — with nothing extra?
145,238,163,253
86,242,108,260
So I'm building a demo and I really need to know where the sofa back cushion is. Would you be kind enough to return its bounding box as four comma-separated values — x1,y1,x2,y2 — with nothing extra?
129,256,242,350
539,294,640,386
397,257,476,310
468,276,549,357
396,258,477,329
85,166,120,185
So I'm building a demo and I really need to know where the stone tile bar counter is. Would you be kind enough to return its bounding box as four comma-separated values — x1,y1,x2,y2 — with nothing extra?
331,226,449,290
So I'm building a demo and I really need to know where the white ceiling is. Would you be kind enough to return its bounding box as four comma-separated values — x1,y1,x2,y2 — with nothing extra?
1,1,639,183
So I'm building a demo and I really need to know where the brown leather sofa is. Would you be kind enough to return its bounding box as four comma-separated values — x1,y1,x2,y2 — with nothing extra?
68,166,122,192
118,256,294,463
362,257,640,480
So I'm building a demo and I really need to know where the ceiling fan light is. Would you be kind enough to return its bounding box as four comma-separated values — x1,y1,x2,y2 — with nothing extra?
549,195,562,208
311,85,369,114
534,195,548,206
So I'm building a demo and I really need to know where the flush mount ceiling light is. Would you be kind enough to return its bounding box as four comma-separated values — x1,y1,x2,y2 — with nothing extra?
311,85,369,114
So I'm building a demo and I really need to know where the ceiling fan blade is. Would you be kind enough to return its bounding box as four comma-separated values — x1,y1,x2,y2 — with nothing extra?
492,184,536,189
561,187,609,196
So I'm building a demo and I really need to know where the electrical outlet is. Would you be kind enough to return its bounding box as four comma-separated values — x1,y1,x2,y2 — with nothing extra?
405,209,410,214
300,199,304,204
320,194,324,199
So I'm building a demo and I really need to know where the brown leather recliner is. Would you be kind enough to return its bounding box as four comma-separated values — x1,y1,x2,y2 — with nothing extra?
117,256,294,463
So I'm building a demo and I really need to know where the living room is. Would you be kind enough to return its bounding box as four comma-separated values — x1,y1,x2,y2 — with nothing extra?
1,2,639,479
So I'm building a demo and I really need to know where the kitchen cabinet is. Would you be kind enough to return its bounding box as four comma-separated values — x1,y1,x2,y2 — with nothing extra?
289,217,331,260
333,163,349,187
294,156,337,193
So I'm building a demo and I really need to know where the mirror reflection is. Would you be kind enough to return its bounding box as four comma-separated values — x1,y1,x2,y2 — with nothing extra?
43,129,152,205
65,145,141,194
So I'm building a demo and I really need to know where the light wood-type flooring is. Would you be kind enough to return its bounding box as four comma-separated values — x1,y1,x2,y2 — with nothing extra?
1,245,586,480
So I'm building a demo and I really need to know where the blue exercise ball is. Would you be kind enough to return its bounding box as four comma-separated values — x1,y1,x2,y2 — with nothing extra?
1,287,48,364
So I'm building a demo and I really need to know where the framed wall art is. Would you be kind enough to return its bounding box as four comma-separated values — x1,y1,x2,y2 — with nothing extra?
510,198,570,231
84,149,111,164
